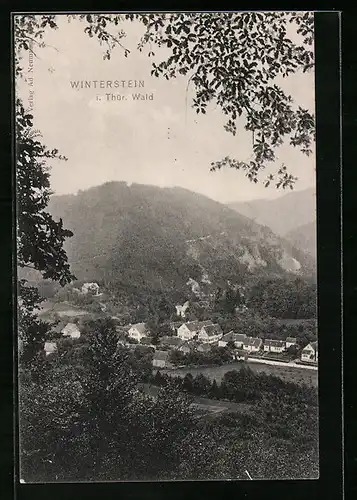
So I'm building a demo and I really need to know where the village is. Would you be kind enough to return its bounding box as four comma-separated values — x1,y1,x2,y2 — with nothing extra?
42,281,318,373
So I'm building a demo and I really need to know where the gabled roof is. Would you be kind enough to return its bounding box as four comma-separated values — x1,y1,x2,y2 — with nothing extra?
201,324,223,337
181,321,200,332
140,337,154,345
265,339,285,347
234,333,247,342
221,331,235,342
286,337,297,343
129,322,147,334
221,332,246,342
303,341,318,352
62,322,80,334
153,350,169,361
243,337,262,347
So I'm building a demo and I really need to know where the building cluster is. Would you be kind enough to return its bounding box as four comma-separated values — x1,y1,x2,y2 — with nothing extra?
42,317,318,368
126,320,318,368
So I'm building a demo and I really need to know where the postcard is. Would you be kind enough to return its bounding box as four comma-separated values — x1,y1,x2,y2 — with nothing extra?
15,12,319,482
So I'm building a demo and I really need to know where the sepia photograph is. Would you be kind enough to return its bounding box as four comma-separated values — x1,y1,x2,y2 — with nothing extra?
15,12,318,482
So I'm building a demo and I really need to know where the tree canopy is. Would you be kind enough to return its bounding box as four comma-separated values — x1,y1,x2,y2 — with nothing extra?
15,12,315,190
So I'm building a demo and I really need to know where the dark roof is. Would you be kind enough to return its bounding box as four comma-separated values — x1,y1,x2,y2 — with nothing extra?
303,341,318,352
221,331,247,342
201,324,223,337
243,337,262,347
182,321,200,332
286,337,297,343
140,337,154,345
221,331,235,342
154,350,169,361
265,339,285,347
135,344,154,353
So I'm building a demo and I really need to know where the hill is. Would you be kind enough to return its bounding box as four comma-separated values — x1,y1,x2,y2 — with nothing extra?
284,221,316,259
44,182,315,297
227,187,316,236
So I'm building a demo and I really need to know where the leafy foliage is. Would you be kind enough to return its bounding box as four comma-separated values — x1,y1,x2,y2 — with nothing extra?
16,98,76,363
78,12,315,188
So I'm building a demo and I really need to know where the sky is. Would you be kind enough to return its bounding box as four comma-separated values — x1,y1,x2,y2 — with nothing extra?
16,14,316,203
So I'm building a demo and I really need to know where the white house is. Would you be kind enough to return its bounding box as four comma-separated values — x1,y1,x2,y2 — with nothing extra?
218,331,246,348
243,337,262,352
198,323,223,344
175,301,189,318
44,341,57,356
301,342,318,362
61,323,81,339
264,339,286,353
153,350,173,369
177,321,200,340
128,323,148,342
233,333,247,348
81,282,100,296
285,337,297,349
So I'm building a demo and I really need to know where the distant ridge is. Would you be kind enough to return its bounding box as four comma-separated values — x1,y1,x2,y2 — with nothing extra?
227,187,316,237
31,181,317,293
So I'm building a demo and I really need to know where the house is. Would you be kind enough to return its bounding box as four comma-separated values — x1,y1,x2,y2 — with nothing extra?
44,341,57,356
264,339,286,353
233,349,247,361
128,323,148,342
233,333,247,348
178,341,192,354
242,337,262,352
285,337,297,349
159,336,184,350
175,301,190,318
81,282,100,296
196,343,212,353
198,323,223,344
301,342,318,362
218,331,247,348
177,321,200,340
140,337,155,347
61,322,81,339
152,350,173,369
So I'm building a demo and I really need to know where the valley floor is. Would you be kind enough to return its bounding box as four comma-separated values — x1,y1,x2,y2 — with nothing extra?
159,359,318,388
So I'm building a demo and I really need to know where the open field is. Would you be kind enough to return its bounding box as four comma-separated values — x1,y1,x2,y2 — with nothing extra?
37,300,91,319
139,383,253,415
160,360,318,388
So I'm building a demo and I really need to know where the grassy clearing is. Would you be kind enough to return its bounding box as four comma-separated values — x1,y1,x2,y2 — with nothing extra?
162,361,318,388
